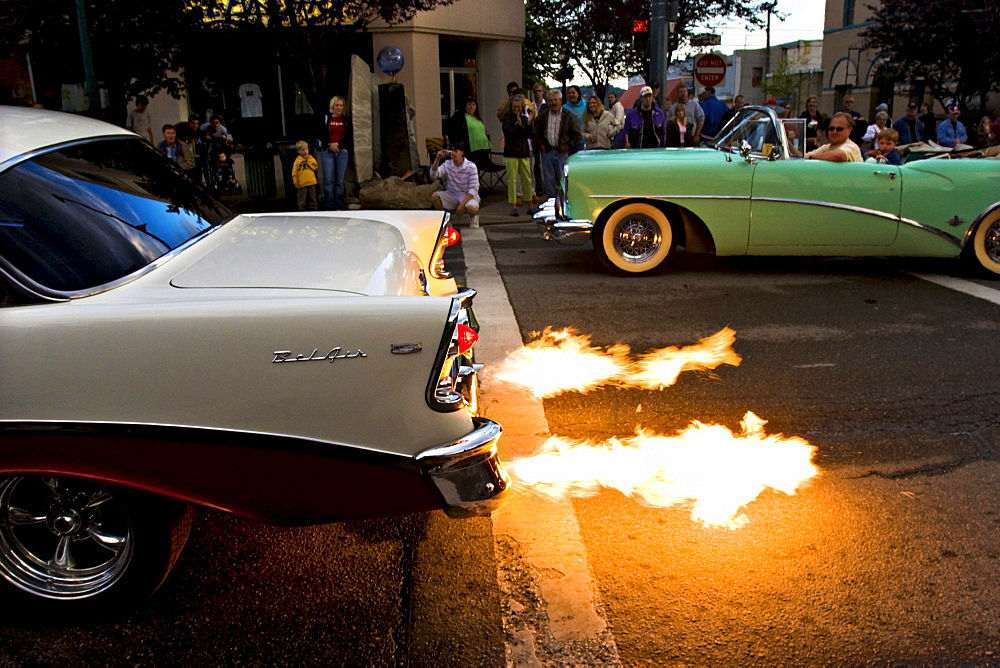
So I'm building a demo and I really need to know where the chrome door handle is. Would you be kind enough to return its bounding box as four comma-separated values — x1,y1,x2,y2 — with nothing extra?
873,170,897,179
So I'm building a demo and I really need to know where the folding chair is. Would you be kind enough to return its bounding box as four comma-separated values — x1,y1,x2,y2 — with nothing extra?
477,152,506,192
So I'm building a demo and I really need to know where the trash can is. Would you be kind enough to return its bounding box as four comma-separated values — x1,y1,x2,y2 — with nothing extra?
276,140,300,202
242,148,276,199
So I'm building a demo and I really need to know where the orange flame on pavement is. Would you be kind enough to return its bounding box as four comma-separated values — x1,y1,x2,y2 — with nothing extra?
493,328,632,398
631,327,742,391
507,412,819,529
495,327,741,398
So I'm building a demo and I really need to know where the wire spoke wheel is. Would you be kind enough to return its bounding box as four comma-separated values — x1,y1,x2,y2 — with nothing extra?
969,212,1000,277
597,203,676,274
612,214,663,263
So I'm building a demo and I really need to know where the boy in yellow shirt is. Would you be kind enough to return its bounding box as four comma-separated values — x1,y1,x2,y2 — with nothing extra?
292,140,319,210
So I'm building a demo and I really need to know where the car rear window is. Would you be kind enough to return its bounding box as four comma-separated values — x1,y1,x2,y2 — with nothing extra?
0,137,232,293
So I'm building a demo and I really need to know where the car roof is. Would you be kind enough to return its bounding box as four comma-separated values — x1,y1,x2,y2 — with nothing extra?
0,107,135,170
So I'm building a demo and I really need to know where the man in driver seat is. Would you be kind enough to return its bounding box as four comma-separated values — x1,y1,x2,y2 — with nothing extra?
805,112,862,162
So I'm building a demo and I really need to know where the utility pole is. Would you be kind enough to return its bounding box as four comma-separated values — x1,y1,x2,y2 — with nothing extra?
649,0,678,93
75,0,100,114
764,2,774,77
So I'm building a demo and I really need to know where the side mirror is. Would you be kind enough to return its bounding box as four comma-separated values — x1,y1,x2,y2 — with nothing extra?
740,140,755,164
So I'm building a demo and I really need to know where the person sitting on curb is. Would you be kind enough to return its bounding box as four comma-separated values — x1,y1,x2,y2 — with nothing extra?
430,142,481,228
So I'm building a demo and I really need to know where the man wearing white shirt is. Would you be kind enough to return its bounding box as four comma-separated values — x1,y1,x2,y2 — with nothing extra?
430,143,481,227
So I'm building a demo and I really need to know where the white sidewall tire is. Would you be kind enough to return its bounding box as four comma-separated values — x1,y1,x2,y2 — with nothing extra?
598,203,675,274
971,211,1000,277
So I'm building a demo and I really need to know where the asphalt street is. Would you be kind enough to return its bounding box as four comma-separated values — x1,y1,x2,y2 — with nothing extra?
5,208,1000,664
482,220,1000,663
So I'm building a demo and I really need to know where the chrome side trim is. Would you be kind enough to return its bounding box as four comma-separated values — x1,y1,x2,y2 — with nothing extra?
417,417,509,518
588,194,750,201
899,218,963,248
579,195,966,249
753,197,900,222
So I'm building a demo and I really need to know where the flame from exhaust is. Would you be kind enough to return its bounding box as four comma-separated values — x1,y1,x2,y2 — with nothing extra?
494,327,741,398
493,328,632,398
507,412,819,529
631,327,742,391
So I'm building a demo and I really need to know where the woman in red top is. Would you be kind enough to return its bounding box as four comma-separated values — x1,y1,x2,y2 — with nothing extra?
322,95,353,210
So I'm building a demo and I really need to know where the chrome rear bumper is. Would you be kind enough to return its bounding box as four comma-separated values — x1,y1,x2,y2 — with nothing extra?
417,417,509,518
533,198,593,245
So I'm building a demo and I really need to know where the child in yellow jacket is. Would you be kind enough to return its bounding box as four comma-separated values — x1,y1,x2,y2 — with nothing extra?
292,140,319,210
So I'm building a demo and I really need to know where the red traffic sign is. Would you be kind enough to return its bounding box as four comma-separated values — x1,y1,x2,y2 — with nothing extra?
695,54,727,87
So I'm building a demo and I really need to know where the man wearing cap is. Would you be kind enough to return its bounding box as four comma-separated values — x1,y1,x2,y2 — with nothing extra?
622,86,666,149
699,86,728,139
937,105,968,147
892,103,924,145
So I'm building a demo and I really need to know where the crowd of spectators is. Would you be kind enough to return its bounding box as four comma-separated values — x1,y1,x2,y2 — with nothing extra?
125,79,1000,223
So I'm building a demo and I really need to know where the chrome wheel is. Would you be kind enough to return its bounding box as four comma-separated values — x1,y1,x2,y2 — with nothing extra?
969,212,1000,277
0,477,133,600
982,219,1000,264
597,203,676,275
611,213,663,263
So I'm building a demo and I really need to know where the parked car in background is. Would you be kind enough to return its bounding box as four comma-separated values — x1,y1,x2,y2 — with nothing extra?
0,108,508,619
537,106,1000,277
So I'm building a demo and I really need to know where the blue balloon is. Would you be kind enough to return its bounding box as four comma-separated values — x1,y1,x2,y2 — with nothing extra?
377,47,405,76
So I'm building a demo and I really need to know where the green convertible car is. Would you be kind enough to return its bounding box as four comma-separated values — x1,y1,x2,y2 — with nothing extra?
536,106,1000,276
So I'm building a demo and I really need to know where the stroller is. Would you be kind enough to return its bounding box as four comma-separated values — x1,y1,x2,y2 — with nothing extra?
206,137,242,195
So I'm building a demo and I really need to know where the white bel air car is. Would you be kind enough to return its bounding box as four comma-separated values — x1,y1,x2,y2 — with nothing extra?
0,108,508,618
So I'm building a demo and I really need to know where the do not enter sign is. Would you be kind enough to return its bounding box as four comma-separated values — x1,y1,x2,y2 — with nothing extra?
695,54,727,87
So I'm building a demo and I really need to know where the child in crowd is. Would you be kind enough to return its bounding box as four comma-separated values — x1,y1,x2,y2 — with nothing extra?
864,128,902,165
292,140,319,211
211,149,241,194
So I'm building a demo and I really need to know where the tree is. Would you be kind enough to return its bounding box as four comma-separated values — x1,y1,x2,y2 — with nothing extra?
0,0,457,116
861,0,1000,111
0,0,193,114
522,0,562,87
527,0,772,98
192,0,458,115
760,56,807,106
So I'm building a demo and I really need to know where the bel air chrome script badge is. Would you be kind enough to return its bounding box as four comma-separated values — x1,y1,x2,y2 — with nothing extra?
272,348,367,363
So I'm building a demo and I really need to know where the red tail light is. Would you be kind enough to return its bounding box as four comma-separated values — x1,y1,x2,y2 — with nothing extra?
444,227,461,246
457,323,478,355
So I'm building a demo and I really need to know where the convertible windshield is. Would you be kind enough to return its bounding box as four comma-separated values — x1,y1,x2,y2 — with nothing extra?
714,109,780,156
0,137,232,293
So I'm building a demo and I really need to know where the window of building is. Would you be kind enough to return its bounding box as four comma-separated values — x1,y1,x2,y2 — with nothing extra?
439,38,479,133
843,0,856,27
